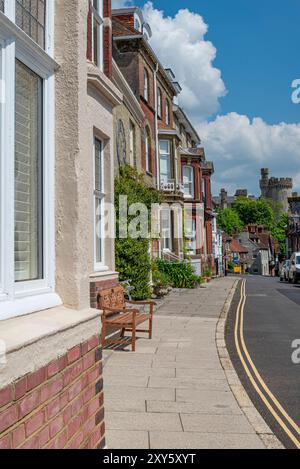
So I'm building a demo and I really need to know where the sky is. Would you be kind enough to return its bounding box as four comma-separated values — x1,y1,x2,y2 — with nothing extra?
112,0,300,196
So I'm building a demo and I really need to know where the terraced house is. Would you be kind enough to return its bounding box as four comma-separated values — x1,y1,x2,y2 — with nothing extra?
111,6,214,267
0,0,122,449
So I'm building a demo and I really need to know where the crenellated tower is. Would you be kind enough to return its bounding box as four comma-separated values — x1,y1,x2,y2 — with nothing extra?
260,168,293,213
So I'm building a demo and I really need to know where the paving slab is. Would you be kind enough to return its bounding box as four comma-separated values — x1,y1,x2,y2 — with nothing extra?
105,398,146,413
148,376,228,392
149,431,265,449
105,366,176,378
180,413,254,434
106,430,149,449
147,400,243,415
104,385,175,402
106,411,182,432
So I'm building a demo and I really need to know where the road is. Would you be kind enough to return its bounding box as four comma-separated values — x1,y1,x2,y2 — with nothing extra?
226,275,300,449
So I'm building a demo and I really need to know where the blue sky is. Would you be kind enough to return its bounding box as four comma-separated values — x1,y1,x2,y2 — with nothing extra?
134,0,300,125
114,1,300,194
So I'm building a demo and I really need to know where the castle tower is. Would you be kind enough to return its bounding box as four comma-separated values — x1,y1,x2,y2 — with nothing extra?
220,188,228,209
260,168,293,213
260,168,269,199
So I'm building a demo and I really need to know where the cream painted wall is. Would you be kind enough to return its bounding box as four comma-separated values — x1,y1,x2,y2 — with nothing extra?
55,0,119,310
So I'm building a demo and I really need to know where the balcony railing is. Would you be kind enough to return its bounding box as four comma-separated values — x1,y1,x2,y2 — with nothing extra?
160,179,185,194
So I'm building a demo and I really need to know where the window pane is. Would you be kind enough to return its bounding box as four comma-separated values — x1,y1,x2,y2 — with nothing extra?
94,138,103,265
0,0,4,12
15,60,43,282
95,198,102,264
160,140,171,182
94,138,102,192
183,166,194,198
15,0,46,49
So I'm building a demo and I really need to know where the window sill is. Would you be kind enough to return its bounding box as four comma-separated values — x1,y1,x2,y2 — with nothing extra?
87,62,122,107
90,270,119,280
0,292,62,322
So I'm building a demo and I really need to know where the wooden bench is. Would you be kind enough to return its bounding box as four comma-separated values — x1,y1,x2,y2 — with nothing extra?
97,286,156,352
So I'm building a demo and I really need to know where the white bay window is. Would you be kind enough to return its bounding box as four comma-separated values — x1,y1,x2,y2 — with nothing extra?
94,137,105,270
92,0,103,70
0,1,60,319
183,165,195,199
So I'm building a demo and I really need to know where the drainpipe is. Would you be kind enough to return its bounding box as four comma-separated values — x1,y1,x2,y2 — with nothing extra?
154,62,160,191
153,62,162,258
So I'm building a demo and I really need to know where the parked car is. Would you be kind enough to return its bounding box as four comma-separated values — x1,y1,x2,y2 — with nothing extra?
280,260,291,282
288,253,300,284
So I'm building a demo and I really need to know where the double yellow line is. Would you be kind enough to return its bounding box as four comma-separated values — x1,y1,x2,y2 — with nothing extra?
234,279,300,449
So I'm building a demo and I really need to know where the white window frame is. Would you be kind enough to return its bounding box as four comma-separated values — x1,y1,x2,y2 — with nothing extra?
93,137,106,272
161,207,173,253
165,99,170,125
145,128,151,173
92,0,104,71
129,121,135,167
159,140,171,184
144,68,149,101
157,88,162,118
183,165,195,199
0,3,61,320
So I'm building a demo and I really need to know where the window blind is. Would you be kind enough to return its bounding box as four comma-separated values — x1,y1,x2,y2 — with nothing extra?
15,0,46,49
15,60,43,282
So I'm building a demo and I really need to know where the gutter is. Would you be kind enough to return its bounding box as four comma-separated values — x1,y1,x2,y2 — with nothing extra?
154,62,160,191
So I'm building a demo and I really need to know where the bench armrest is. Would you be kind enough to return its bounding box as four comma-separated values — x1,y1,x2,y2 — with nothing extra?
126,300,157,306
101,306,139,315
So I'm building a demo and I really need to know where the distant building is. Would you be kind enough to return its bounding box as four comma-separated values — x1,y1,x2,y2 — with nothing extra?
237,225,278,276
223,237,249,274
260,168,293,213
286,195,300,257
213,188,256,210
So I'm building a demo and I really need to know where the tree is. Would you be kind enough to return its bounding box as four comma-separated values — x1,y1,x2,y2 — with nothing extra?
272,213,288,257
217,208,244,235
234,197,274,229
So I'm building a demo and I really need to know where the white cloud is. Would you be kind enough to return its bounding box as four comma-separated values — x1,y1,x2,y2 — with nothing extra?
112,2,300,195
143,2,227,122
199,113,300,194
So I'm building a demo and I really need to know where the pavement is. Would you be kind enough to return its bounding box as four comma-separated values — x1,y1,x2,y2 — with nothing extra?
226,276,300,449
103,277,266,449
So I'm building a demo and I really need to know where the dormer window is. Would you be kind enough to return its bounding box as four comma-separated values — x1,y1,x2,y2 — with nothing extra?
92,0,104,70
134,15,141,32
144,68,149,102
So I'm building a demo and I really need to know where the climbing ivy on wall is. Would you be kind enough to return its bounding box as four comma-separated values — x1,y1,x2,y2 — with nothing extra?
115,165,163,300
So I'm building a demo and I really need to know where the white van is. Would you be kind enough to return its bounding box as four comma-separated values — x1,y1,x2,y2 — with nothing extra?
288,252,300,284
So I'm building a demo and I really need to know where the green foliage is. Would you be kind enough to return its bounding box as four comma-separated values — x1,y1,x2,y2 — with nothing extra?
217,208,244,235
271,213,288,257
115,166,162,300
228,260,235,271
217,195,288,258
151,261,170,289
203,268,212,278
156,259,202,289
234,197,275,229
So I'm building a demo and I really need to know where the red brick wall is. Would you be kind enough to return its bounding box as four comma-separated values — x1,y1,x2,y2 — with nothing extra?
113,14,134,29
0,336,105,449
90,279,119,309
